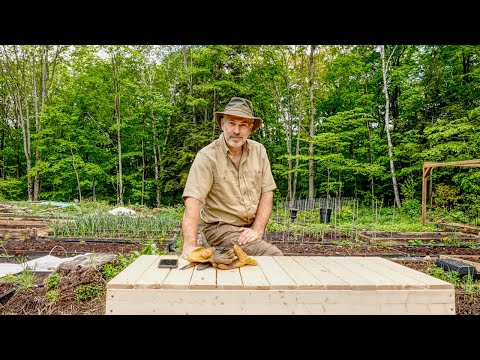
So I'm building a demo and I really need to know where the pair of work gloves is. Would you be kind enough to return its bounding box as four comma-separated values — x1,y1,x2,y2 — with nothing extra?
187,245,257,270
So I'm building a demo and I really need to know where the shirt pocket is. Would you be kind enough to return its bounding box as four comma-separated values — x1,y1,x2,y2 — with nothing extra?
212,173,238,205
243,169,262,201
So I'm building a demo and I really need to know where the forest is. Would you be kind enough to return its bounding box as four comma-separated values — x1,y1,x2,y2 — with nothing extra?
0,45,479,218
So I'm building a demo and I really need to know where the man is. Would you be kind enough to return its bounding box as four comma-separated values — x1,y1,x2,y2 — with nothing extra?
181,97,283,259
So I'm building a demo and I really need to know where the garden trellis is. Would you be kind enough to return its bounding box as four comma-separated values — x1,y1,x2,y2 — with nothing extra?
422,159,480,225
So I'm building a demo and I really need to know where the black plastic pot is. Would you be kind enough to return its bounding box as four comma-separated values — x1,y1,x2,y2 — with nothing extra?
319,208,332,224
289,208,299,222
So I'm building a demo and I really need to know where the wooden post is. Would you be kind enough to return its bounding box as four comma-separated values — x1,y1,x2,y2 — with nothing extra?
422,159,480,226
422,165,430,226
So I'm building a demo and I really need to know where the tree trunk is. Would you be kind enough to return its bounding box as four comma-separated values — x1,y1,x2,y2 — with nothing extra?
0,129,3,179
183,45,195,124
141,136,145,206
111,52,123,205
308,45,316,200
293,48,306,202
380,45,401,208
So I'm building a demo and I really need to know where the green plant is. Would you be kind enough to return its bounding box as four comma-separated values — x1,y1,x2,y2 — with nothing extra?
428,265,461,284
100,252,139,281
464,241,479,249
332,240,354,247
441,236,462,247
74,283,104,302
44,273,60,289
400,177,417,201
141,240,161,255
407,238,423,246
46,289,59,305
101,263,122,281
1,266,36,291
402,199,421,218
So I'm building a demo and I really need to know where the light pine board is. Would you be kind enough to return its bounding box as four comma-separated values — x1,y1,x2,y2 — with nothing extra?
106,255,455,315
255,256,296,290
291,256,349,290
310,256,377,290
107,255,158,289
370,257,454,289
106,289,455,315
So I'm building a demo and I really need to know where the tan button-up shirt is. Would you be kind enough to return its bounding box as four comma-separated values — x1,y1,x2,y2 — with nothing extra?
182,133,276,226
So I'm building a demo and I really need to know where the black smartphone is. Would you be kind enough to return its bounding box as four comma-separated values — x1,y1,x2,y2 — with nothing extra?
158,258,178,268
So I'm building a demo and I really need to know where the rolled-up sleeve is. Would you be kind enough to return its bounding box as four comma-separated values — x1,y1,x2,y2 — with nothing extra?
182,152,213,203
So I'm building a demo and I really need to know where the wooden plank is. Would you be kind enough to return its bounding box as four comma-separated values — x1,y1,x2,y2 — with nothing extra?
107,255,158,289
437,221,480,235
424,159,480,168
134,255,176,289
189,264,216,289
291,256,350,290
349,257,427,289
239,258,270,289
311,256,377,290
0,220,47,226
217,269,243,289
328,257,402,290
162,256,194,289
255,256,297,290
372,257,454,289
106,289,455,315
274,256,325,289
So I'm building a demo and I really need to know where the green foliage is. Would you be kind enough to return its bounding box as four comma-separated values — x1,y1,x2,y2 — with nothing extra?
427,263,480,294
46,289,59,305
407,238,423,246
441,236,462,247
74,283,104,302
332,240,355,247
141,240,163,255
428,265,461,284
433,185,461,211
1,266,36,292
400,177,417,201
101,252,140,281
44,273,60,289
1,45,479,211
338,206,354,221
49,206,182,239
402,199,421,218
0,179,24,201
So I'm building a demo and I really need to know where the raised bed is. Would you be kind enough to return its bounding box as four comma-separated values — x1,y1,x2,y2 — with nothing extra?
436,221,480,235
359,231,480,245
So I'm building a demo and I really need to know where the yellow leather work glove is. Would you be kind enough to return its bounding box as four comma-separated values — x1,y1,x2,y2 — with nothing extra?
187,246,238,265
216,245,258,270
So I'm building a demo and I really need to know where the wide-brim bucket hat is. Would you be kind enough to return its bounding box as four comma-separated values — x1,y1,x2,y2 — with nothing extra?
214,97,263,132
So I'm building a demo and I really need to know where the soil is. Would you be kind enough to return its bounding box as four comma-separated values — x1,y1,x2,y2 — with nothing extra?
1,234,480,315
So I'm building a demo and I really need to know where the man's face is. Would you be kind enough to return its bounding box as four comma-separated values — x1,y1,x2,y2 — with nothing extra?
221,115,254,150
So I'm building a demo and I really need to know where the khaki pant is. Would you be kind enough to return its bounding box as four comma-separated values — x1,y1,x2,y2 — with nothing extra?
203,223,283,256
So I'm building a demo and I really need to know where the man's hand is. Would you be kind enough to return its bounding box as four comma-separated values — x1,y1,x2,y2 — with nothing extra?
181,245,199,260
238,227,262,245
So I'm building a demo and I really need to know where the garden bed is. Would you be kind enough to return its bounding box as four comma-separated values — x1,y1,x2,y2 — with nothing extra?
358,231,480,245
